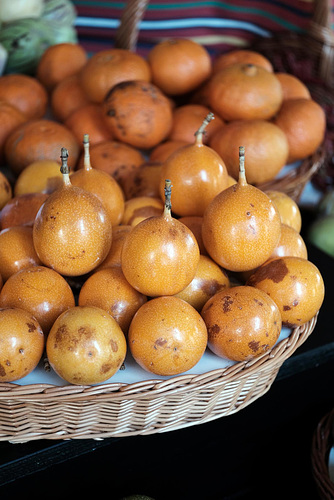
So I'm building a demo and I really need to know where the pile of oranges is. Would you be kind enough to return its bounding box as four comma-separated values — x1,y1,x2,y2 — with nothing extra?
0,40,326,386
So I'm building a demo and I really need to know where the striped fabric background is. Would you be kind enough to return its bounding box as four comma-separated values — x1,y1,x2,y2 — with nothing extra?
71,0,328,57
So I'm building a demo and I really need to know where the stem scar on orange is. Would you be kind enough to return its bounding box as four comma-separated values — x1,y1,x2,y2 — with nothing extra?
121,180,200,297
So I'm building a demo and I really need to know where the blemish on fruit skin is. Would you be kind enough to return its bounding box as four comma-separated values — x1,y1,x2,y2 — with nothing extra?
0,364,6,376
154,338,168,348
202,279,226,297
26,322,37,332
208,324,220,336
248,340,260,352
222,295,233,313
55,324,68,342
100,363,113,374
248,258,289,285
110,340,118,352
283,305,291,311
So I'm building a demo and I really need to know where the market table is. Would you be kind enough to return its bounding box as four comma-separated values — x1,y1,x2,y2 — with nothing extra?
0,209,333,499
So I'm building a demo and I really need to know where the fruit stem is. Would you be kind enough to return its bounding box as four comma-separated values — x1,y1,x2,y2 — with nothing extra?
194,112,214,145
238,146,247,186
60,147,71,186
163,179,172,218
83,133,92,171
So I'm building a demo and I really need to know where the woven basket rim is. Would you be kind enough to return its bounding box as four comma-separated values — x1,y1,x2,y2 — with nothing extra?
0,315,317,402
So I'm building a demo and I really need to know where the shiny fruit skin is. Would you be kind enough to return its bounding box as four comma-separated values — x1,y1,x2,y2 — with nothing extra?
159,140,229,217
178,215,208,255
0,193,49,230
201,182,281,272
14,160,63,196
0,226,42,281
246,256,325,327
269,224,307,260
78,266,147,334
201,285,282,362
174,255,230,311
0,307,44,382
121,212,200,296
208,63,283,121
33,184,112,276
128,296,208,376
0,265,75,333
95,225,132,270
121,196,164,227
70,166,125,226
46,306,127,385
265,190,302,233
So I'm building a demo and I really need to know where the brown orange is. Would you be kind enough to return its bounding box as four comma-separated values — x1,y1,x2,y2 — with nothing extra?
212,49,273,74
76,140,145,190
4,119,81,174
65,103,113,147
122,160,163,200
209,119,289,185
0,73,48,120
273,98,326,163
51,74,91,122
0,100,27,164
149,140,189,163
275,72,311,101
147,38,212,96
168,104,224,144
103,80,173,150
208,63,283,121
79,48,151,103
36,42,88,91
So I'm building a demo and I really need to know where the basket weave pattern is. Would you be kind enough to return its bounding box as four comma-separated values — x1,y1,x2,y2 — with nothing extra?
0,316,316,442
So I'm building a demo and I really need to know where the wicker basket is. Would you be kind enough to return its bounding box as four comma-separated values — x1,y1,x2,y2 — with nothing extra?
312,408,334,499
0,1,328,443
0,316,317,442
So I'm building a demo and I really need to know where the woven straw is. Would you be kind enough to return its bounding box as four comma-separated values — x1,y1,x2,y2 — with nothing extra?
312,408,334,499
0,1,327,443
0,315,317,442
